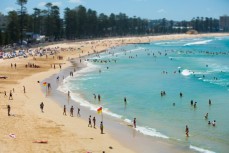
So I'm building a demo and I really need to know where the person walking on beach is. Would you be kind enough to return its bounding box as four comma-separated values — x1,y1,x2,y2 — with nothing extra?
77,108,80,117
100,121,104,134
93,117,96,128
48,83,51,90
185,125,189,137
40,102,44,113
4,91,7,97
14,63,16,69
70,106,74,117
133,118,136,128
63,105,67,115
7,105,11,116
9,91,13,100
68,91,70,98
23,86,26,93
88,115,92,127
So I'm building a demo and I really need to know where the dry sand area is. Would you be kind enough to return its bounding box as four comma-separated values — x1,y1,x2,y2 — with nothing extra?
0,33,229,153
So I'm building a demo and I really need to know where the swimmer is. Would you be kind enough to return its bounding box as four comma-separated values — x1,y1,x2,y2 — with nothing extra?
212,120,216,126
209,99,211,105
180,92,183,97
190,100,193,105
205,113,208,119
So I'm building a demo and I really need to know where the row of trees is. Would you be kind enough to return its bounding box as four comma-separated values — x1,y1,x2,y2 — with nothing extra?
0,1,221,46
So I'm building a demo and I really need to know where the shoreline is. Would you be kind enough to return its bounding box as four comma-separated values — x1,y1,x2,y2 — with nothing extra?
45,57,195,153
0,33,229,153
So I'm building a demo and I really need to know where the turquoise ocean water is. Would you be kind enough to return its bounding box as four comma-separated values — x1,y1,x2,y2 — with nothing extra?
59,36,229,153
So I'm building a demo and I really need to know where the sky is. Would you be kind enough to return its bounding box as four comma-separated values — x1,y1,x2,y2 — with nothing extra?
0,0,229,21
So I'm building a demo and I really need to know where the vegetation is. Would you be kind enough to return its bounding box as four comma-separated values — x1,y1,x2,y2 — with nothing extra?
0,1,221,46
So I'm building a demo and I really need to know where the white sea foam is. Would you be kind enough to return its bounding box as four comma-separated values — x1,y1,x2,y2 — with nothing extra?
123,117,169,139
183,40,212,46
58,81,123,119
127,47,145,53
107,47,144,57
71,94,122,118
215,36,227,40
154,40,188,46
190,145,216,153
135,126,169,139
58,62,123,120
124,118,132,123
181,69,193,76
91,47,145,59
154,41,178,45
209,64,229,73
60,63,169,140
57,61,99,93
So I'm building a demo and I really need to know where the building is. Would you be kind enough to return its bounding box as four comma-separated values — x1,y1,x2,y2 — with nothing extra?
219,15,229,32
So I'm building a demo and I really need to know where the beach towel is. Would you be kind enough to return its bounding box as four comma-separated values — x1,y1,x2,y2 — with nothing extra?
9,134,16,138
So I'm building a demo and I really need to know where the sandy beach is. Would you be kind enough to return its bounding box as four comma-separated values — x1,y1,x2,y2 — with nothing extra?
1,33,229,153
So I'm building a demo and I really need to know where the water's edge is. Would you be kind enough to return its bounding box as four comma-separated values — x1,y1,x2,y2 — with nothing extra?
42,56,196,153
